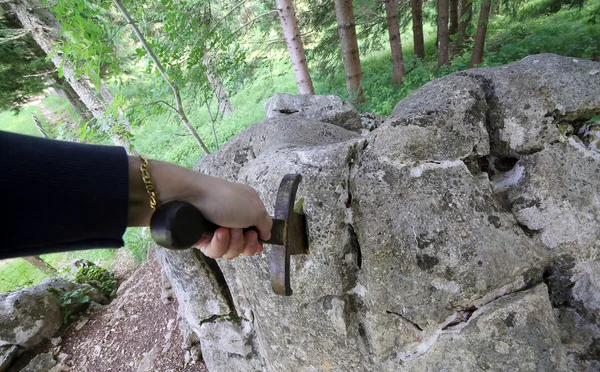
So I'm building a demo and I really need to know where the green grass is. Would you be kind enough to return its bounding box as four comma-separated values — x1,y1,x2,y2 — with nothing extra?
0,103,47,137
0,259,51,292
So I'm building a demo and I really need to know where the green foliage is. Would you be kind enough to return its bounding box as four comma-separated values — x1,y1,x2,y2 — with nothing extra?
199,312,249,326
0,104,46,137
50,0,123,82
485,0,600,65
123,228,153,262
49,286,92,324
0,259,51,292
518,0,586,19
69,262,118,295
0,14,54,112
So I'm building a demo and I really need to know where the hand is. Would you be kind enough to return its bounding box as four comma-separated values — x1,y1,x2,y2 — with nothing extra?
128,157,272,259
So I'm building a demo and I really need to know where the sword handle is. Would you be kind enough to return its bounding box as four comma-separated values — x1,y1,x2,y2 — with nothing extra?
150,201,217,250
150,201,267,250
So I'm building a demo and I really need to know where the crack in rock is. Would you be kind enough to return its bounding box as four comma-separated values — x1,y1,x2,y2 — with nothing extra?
385,311,423,332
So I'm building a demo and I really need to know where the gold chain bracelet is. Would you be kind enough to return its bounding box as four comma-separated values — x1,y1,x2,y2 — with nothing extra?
139,155,158,211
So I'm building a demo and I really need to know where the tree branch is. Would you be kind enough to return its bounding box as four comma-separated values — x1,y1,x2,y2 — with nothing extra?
125,100,178,113
231,10,278,35
23,69,57,78
0,30,29,44
112,0,210,155
209,0,248,34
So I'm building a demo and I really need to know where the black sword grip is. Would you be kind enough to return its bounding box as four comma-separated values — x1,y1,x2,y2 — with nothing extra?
150,201,218,250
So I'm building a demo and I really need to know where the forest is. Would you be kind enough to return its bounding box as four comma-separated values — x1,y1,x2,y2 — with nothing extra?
1,0,598,160
0,0,599,286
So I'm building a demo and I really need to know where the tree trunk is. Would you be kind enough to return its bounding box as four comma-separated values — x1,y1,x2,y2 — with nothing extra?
275,0,314,95
62,84,94,123
31,114,48,138
8,2,136,153
22,256,57,276
437,0,450,67
384,0,405,85
53,74,94,123
469,0,491,68
457,0,473,43
411,0,425,59
449,0,459,35
205,71,234,117
334,0,364,103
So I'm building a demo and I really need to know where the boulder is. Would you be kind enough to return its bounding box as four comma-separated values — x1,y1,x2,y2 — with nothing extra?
0,278,105,349
157,54,600,371
505,140,600,256
264,93,363,132
381,73,491,161
0,345,21,372
467,54,600,156
20,352,56,372
405,284,567,371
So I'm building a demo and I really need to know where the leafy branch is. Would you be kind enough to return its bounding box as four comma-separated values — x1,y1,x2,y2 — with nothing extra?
112,0,211,155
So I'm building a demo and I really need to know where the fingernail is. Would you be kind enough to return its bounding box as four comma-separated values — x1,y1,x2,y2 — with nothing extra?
217,231,226,241
232,229,241,240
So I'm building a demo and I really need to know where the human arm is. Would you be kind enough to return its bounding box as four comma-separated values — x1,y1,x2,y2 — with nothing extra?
0,131,271,260
126,156,272,259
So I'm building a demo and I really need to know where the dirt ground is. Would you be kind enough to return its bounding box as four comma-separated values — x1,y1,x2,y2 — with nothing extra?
9,251,207,372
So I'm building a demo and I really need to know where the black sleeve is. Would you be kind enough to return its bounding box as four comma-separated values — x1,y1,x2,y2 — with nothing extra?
0,131,129,259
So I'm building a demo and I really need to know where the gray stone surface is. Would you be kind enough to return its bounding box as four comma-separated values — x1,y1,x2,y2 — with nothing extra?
382,74,490,161
264,93,363,131
20,352,56,372
199,318,265,372
0,279,61,349
0,345,20,372
155,249,230,337
506,140,600,256
468,53,600,156
157,54,600,371
0,278,104,349
352,146,547,334
406,284,567,371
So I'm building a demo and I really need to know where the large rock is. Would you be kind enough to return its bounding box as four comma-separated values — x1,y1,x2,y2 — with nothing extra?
506,140,600,256
381,74,491,161
0,278,105,350
406,284,567,371
545,255,600,370
158,54,600,371
467,54,600,156
0,345,21,372
20,352,56,372
264,93,363,132
156,249,267,371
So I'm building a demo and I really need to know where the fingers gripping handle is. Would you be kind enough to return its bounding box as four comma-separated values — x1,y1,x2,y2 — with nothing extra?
149,174,308,297
150,202,278,250
150,201,217,250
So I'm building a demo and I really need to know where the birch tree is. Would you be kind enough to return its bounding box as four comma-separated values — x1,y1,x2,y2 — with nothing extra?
113,0,210,154
275,0,314,94
7,1,136,152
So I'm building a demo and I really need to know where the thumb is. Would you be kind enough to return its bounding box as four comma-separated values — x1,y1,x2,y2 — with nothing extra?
255,213,272,241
